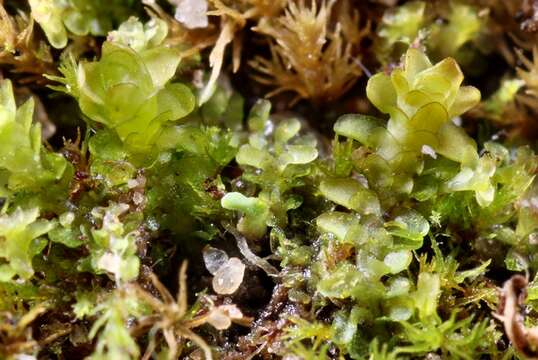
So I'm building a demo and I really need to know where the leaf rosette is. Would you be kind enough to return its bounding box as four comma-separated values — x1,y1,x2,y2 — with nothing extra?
335,48,495,206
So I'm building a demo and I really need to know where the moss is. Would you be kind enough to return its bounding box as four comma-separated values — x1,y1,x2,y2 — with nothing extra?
2,1,538,359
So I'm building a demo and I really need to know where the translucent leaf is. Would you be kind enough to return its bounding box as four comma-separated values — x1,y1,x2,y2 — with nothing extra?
454,259,491,283
0,208,56,281
236,144,272,169
334,114,386,149
0,79,67,190
156,83,196,121
201,82,234,126
391,69,410,100
449,86,481,117
402,89,432,111
317,263,363,299
140,47,181,88
64,8,91,36
90,203,140,283
385,209,429,246
52,41,194,154
349,187,382,216
99,44,152,89
221,192,266,216
408,102,448,134
278,145,318,168
377,1,425,61
29,0,68,49
386,277,411,298
357,154,394,190
332,307,363,347
383,250,413,274
105,83,147,124
403,47,432,82
221,192,269,239
275,118,301,145
248,99,272,132
414,57,463,98
436,122,478,165
316,212,360,242
366,73,397,114
414,272,440,320
108,17,168,52
49,212,83,248
388,302,413,321
446,155,496,207
320,178,381,215
89,130,127,161
0,80,16,127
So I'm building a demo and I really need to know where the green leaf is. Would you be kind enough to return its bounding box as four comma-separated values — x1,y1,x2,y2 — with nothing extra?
108,17,168,52
157,83,196,121
29,0,68,49
320,178,381,216
140,47,181,88
278,145,318,168
449,86,481,117
0,208,56,281
384,250,413,274
248,99,272,132
221,192,269,239
334,114,386,149
385,209,429,247
0,79,67,191
454,259,491,283
414,272,440,320
366,73,397,114
316,212,361,243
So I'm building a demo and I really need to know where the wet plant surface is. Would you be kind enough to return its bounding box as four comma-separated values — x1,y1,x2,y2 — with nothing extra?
3,0,538,359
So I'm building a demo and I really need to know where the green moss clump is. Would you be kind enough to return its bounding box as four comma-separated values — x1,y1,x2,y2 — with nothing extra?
2,1,538,359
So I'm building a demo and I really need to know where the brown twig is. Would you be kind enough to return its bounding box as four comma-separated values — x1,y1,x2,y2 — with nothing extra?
496,274,538,359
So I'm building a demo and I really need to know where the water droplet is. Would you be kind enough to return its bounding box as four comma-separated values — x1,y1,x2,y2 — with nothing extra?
203,246,229,275
212,257,245,295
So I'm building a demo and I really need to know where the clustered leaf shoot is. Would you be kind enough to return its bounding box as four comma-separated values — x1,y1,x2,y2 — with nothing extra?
1,1,538,359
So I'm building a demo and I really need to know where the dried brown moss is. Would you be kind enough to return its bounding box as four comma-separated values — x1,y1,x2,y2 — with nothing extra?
249,0,369,104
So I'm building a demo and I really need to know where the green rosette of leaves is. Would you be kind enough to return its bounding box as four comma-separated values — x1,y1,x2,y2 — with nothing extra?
335,48,495,206
53,41,195,154
0,79,67,195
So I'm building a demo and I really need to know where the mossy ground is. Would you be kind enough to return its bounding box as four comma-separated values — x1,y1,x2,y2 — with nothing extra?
1,1,538,359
